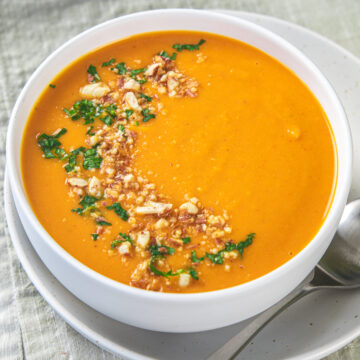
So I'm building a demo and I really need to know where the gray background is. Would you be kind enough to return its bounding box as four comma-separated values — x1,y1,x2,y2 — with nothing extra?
1,0,360,359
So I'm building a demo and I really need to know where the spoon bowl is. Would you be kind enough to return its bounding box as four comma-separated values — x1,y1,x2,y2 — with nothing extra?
207,199,360,360
319,198,360,286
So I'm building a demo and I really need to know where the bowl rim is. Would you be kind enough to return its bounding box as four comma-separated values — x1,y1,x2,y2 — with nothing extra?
6,8,353,302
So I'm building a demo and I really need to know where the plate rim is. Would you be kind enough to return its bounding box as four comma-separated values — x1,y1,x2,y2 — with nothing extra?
4,172,152,360
4,9,360,360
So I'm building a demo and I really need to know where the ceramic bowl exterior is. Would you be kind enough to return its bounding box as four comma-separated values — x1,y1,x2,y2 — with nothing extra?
6,9,352,332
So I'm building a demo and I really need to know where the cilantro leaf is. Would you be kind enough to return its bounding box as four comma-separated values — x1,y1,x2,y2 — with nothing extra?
159,50,177,60
124,109,133,119
206,252,224,265
49,84,56,88
140,93,152,102
101,115,113,126
63,99,102,125
110,233,133,249
106,202,129,221
110,239,121,249
190,233,255,265
149,256,184,278
86,126,95,136
114,62,127,75
96,219,112,226
129,68,147,77
102,58,115,67
182,237,191,244
64,146,85,173
83,148,102,170
172,39,205,52
237,233,255,255
87,65,100,82
119,233,133,244
141,108,156,122
149,244,175,257
118,124,126,134
189,268,199,280
72,195,97,215
105,104,117,118
190,250,205,263
91,233,99,241
37,128,67,159
129,67,147,84
54,148,67,160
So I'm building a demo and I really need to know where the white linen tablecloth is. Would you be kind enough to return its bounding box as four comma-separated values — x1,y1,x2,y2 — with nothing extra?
1,0,360,358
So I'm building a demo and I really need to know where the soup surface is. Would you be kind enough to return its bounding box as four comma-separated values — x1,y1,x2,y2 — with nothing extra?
21,31,336,293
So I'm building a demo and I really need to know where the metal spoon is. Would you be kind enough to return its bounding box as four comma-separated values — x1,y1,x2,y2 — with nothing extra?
207,199,360,360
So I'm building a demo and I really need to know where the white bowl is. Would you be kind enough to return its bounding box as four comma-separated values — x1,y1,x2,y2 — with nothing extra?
6,9,352,333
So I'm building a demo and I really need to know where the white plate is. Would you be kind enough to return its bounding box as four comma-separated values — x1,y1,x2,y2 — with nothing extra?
4,10,360,360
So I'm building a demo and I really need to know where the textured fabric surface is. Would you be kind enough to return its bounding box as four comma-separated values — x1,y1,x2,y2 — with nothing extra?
1,0,360,359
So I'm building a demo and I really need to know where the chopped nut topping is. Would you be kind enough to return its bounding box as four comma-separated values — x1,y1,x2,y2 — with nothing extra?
80,82,110,98
67,177,88,187
135,201,173,215
124,91,142,111
88,176,103,198
179,273,191,287
123,78,141,91
180,202,198,214
53,42,250,293
137,230,150,248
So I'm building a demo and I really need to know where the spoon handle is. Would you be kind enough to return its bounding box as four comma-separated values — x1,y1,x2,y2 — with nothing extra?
206,272,316,360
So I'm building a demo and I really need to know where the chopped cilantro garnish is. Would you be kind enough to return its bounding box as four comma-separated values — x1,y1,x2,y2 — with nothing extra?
236,233,255,255
141,108,156,122
87,64,100,82
189,268,199,280
114,62,127,75
102,58,115,67
124,109,133,119
63,99,102,125
159,50,177,60
135,121,139,126
86,126,95,136
118,124,126,134
106,202,129,221
130,67,147,84
190,233,255,265
96,219,112,226
64,165,73,173
149,256,184,278
206,252,224,265
37,128,67,159
119,233,132,244
140,93,152,102
83,148,102,170
49,84,56,88
129,68,147,77
110,239,122,249
135,78,147,84
64,101,116,127
54,148,67,160
182,237,191,244
72,195,97,215
149,244,175,256
191,250,205,263
110,233,133,249
105,104,117,119
64,146,85,173
101,115,113,126
148,244,197,280
91,233,99,241
172,39,205,52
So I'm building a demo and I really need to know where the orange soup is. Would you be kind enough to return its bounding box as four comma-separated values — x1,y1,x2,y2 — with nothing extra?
21,31,336,293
